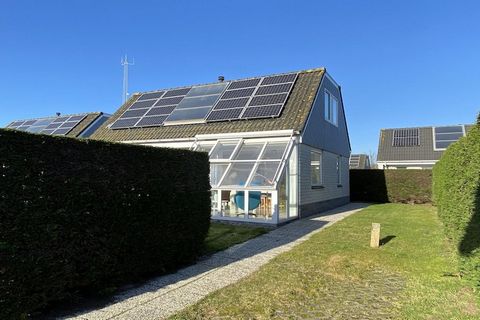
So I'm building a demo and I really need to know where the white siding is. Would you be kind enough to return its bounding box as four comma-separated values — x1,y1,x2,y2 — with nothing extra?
298,144,349,206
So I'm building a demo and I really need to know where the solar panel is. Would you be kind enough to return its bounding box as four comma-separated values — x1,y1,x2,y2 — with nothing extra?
110,87,192,129
206,108,243,121
5,114,87,136
434,125,466,150
227,78,261,90
392,128,420,147
163,83,228,125
206,72,297,122
137,91,165,101
241,105,283,119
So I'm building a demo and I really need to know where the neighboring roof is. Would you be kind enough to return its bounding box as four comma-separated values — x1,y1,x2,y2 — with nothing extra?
5,112,107,138
349,154,370,169
91,68,325,142
377,124,473,162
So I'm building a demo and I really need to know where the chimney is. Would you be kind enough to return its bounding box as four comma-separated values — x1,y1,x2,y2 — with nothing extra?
218,75,225,82
56,112,61,117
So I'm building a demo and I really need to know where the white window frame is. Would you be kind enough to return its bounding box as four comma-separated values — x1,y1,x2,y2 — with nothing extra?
324,89,338,126
432,125,466,151
310,150,323,187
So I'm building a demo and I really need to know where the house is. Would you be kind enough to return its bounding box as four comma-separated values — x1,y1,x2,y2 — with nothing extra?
349,154,371,169
91,68,351,225
5,112,111,138
377,124,474,169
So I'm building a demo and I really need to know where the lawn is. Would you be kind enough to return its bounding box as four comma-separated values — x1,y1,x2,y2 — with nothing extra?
172,204,479,319
203,222,268,255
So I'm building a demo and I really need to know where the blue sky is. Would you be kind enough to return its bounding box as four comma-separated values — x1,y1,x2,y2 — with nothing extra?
1,1,479,155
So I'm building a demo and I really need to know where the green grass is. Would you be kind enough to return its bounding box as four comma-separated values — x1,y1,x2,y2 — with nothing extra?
203,222,268,256
172,204,479,319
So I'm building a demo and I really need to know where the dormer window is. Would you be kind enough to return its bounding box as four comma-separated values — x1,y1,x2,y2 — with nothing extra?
324,90,338,126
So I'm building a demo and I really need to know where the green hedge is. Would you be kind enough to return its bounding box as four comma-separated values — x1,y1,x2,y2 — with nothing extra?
0,129,211,319
350,169,432,203
433,124,480,288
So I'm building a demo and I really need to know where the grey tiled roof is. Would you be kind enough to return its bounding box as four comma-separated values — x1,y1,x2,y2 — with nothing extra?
91,68,325,142
377,124,473,162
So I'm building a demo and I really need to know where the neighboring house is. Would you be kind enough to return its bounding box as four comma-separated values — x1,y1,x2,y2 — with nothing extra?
377,124,474,169
349,154,371,169
91,67,351,225
5,112,111,138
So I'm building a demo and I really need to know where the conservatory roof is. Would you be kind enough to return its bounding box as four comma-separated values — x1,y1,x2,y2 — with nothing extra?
91,68,325,142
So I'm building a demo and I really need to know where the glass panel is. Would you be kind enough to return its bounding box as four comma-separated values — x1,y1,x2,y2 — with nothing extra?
311,151,321,185
288,145,298,217
332,96,338,125
34,119,54,126
436,141,455,149
435,132,463,141
195,144,214,153
26,126,45,133
278,173,288,220
248,191,272,221
210,141,239,160
210,163,228,186
211,190,220,216
324,92,330,121
221,162,255,187
176,95,220,109
166,107,212,122
214,190,245,218
186,83,228,97
261,142,288,159
249,161,280,187
435,126,463,134
235,142,265,160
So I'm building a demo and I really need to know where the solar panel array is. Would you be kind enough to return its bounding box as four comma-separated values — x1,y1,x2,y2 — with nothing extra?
349,155,361,168
109,72,299,129
6,114,87,135
206,73,297,122
110,88,192,129
392,128,420,147
434,125,465,150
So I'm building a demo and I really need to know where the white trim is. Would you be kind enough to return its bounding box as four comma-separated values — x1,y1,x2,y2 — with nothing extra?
195,129,295,140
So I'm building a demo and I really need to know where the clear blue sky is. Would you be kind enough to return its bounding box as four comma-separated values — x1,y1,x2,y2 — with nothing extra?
1,0,479,155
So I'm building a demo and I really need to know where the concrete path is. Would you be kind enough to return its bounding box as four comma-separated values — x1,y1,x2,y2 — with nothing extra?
64,202,369,320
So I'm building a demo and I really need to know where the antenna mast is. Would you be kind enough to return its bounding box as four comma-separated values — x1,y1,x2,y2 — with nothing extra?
121,55,134,103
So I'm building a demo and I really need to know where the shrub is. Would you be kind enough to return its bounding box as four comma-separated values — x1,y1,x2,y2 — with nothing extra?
350,169,432,204
433,124,480,288
0,129,211,319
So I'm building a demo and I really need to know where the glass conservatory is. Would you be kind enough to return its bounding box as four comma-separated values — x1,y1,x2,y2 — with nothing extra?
191,136,299,224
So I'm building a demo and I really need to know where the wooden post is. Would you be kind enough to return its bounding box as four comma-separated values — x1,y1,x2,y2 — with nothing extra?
370,223,380,248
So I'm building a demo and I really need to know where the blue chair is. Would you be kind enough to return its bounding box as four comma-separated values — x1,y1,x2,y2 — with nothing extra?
234,191,261,212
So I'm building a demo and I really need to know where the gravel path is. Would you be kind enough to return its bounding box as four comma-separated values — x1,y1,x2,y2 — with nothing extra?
64,202,369,320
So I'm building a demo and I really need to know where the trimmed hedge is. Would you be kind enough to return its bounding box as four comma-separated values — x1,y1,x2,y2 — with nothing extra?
433,124,480,288
0,129,211,318
350,169,432,204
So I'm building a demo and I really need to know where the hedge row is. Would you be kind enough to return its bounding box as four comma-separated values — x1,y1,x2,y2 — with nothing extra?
433,123,480,288
350,169,432,204
0,129,211,319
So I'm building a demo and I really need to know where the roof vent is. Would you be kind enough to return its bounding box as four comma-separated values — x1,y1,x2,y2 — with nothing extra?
218,75,225,82
56,112,61,117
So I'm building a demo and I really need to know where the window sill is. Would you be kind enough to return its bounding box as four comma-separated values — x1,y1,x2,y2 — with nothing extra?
311,185,325,189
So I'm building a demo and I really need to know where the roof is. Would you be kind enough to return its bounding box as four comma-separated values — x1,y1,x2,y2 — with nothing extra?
91,68,325,142
377,124,474,162
5,112,106,138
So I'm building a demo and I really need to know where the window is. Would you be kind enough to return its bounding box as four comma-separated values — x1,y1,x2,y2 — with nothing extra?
336,156,342,185
324,90,338,126
433,126,465,150
311,151,322,186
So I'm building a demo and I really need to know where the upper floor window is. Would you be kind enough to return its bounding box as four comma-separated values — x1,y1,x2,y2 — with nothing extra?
324,90,338,126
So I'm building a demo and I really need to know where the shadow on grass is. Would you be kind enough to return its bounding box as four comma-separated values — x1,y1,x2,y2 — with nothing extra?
459,184,480,256
42,202,370,319
380,235,396,246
